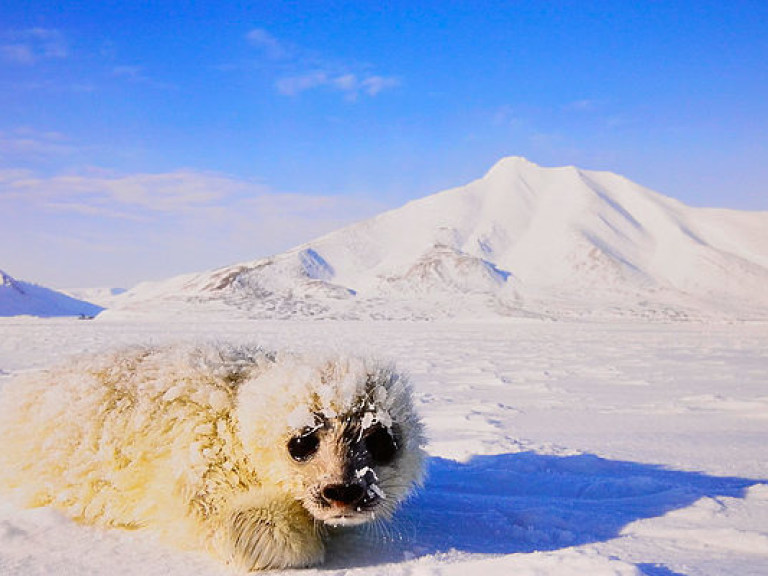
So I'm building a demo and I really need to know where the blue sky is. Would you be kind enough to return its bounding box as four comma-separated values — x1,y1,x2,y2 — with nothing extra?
1,1,767,288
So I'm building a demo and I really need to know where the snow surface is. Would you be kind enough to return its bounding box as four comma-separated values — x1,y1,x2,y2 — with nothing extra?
102,157,768,321
1,316,766,576
0,270,104,318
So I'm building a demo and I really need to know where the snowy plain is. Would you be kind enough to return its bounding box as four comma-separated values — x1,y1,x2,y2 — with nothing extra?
0,316,766,576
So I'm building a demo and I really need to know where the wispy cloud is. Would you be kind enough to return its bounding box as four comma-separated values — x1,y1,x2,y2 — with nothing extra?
361,75,400,96
276,70,400,100
246,28,289,60
110,64,175,90
0,167,385,286
246,28,399,100
0,128,79,159
2,169,252,215
1,44,35,64
1,28,68,65
275,71,328,96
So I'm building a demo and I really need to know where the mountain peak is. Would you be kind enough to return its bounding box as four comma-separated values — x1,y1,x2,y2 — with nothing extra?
0,269,24,294
484,156,541,177
480,157,588,202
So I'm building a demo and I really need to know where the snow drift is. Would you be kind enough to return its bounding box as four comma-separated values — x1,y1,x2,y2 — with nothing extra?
103,157,768,320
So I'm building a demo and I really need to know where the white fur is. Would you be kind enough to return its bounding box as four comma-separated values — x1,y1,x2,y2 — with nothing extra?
0,344,425,571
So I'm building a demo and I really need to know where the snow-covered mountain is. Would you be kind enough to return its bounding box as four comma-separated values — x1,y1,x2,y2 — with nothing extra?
0,269,105,318
103,157,768,320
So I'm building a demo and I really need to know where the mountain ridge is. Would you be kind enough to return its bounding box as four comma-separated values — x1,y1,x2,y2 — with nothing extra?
102,157,768,321
0,269,105,318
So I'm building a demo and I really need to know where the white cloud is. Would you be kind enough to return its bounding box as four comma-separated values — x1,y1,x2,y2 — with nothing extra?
1,28,68,65
0,128,77,158
362,75,400,96
276,70,399,99
1,44,35,64
41,200,149,221
246,28,288,59
248,28,399,100
2,169,253,215
275,71,329,96
110,64,175,89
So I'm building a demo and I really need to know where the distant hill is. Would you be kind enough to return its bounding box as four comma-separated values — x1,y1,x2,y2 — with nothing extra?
103,157,768,321
0,270,104,318
61,287,127,309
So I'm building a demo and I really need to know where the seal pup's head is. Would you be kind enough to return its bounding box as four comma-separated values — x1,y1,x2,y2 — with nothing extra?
236,353,425,528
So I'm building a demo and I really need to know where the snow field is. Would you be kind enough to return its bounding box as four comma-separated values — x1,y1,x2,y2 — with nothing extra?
0,317,766,575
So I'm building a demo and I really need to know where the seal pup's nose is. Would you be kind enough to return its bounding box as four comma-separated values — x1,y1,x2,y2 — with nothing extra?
322,482,365,506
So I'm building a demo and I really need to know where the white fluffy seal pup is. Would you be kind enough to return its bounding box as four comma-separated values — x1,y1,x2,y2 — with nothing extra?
0,344,425,571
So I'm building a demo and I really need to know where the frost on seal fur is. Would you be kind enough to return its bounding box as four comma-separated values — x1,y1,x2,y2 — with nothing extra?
0,343,425,571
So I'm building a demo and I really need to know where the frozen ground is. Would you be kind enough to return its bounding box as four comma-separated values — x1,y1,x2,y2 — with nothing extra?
0,317,766,576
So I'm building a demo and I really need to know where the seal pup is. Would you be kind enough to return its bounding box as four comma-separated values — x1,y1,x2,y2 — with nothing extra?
0,344,425,571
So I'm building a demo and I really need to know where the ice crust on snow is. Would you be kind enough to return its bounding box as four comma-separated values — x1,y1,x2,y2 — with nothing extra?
100,157,768,321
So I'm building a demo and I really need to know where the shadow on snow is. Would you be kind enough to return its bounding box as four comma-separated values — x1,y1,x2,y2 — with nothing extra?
325,451,764,567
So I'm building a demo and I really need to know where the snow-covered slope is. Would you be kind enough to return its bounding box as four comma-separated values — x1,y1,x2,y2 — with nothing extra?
104,157,768,320
62,287,127,309
0,270,104,318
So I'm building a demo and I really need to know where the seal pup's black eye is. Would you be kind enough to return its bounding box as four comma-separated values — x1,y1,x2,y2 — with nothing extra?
287,431,320,462
365,425,398,464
